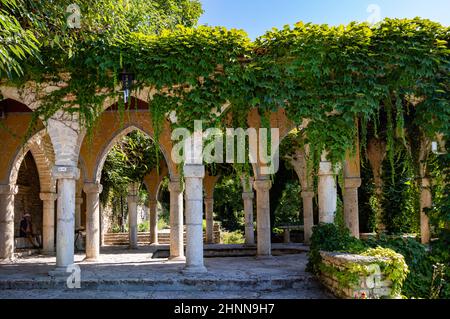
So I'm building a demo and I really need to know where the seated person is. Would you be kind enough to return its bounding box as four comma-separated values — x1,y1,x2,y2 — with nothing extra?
19,213,40,249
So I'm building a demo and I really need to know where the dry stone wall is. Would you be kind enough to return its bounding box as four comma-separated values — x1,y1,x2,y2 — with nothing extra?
319,251,394,299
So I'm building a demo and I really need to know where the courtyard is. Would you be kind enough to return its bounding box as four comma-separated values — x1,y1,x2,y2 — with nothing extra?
0,0,448,303
0,245,332,299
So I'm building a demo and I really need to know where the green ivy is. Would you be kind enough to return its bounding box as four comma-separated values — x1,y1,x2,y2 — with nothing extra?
0,16,447,173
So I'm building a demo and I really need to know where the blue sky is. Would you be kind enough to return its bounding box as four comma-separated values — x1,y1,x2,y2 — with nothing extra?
198,0,450,39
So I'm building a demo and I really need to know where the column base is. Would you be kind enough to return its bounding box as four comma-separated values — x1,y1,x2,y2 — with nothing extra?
41,250,56,256
169,255,186,262
256,254,273,260
48,267,70,277
0,257,15,264
83,257,99,263
182,265,207,274
150,242,159,246
128,245,139,250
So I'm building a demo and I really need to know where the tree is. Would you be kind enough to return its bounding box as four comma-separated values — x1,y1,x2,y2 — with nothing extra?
0,0,39,78
1,0,203,77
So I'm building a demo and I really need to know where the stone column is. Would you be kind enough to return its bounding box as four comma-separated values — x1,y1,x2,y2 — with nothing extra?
183,164,207,273
83,183,102,260
127,183,139,249
0,184,18,261
204,197,214,244
254,179,272,257
40,192,57,254
53,166,80,271
75,196,83,230
241,177,255,245
149,200,158,245
301,190,314,245
318,155,337,224
283,229,291,243
420,178,432,244
344,178,362,238
169,180,185,260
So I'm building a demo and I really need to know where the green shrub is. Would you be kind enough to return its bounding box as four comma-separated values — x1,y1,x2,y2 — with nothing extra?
138,221,149,232
307,223,368,274
221,231,245,244
308,223,411,298
157,218,169,230
365,234,449,299
112,225,122,233
362,247,409,296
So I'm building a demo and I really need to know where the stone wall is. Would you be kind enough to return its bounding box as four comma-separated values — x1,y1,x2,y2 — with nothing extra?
14,153,42,237
319,251,394,299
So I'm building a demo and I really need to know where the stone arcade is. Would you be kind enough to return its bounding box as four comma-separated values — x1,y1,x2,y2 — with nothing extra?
0,81,432,276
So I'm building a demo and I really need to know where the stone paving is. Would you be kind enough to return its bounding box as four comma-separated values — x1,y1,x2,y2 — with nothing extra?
0,245,333,299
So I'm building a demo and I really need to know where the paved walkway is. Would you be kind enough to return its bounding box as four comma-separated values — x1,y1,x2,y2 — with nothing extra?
0,245,333,299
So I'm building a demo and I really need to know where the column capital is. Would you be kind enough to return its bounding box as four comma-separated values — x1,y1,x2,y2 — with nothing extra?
148,200,158,207
204,197,214,204
301,191,315,199
40,192,57,201
344,178,362,189
83,183,103,194
52,166,80,180
76,196,83,205
183,164,205,179
168,180,184,193
127,182,140,196
421,177,431,188
241,176,254,193
0,184,18,195
242,192,254,200
318,161,335,176
253,179,272,192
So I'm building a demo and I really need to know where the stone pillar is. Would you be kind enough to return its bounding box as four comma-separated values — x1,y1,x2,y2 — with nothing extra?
254,179,272,257
183,164,207,273
301,190,314,245
241,177,255,245
318,155,337,224
420,178,432,244
53,166,80,270
127,183,139,249
283,229,291,243
75,196,83,230
204,197,214,244
149,200,158,245
83,183,102,260
169,180,185,260
344,178,362,238
40,192,57,254
0,184,18,261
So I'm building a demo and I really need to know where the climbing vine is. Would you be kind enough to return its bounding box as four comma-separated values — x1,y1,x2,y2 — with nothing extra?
0,10,448,175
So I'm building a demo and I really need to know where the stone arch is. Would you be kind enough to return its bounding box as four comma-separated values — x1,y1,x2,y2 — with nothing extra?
247,108,306,180
8,130,56,193
92,124,176,184
143,162,169,201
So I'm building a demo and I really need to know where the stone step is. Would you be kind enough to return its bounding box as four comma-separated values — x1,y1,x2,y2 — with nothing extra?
0,274,320,292
103,232,220,246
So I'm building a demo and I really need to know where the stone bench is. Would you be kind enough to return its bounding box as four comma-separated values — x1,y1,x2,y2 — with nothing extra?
318,251,395,299
14,236,41,249
278,225,304,243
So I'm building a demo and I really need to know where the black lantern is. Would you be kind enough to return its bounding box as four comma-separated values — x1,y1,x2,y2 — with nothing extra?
119,68,134,104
